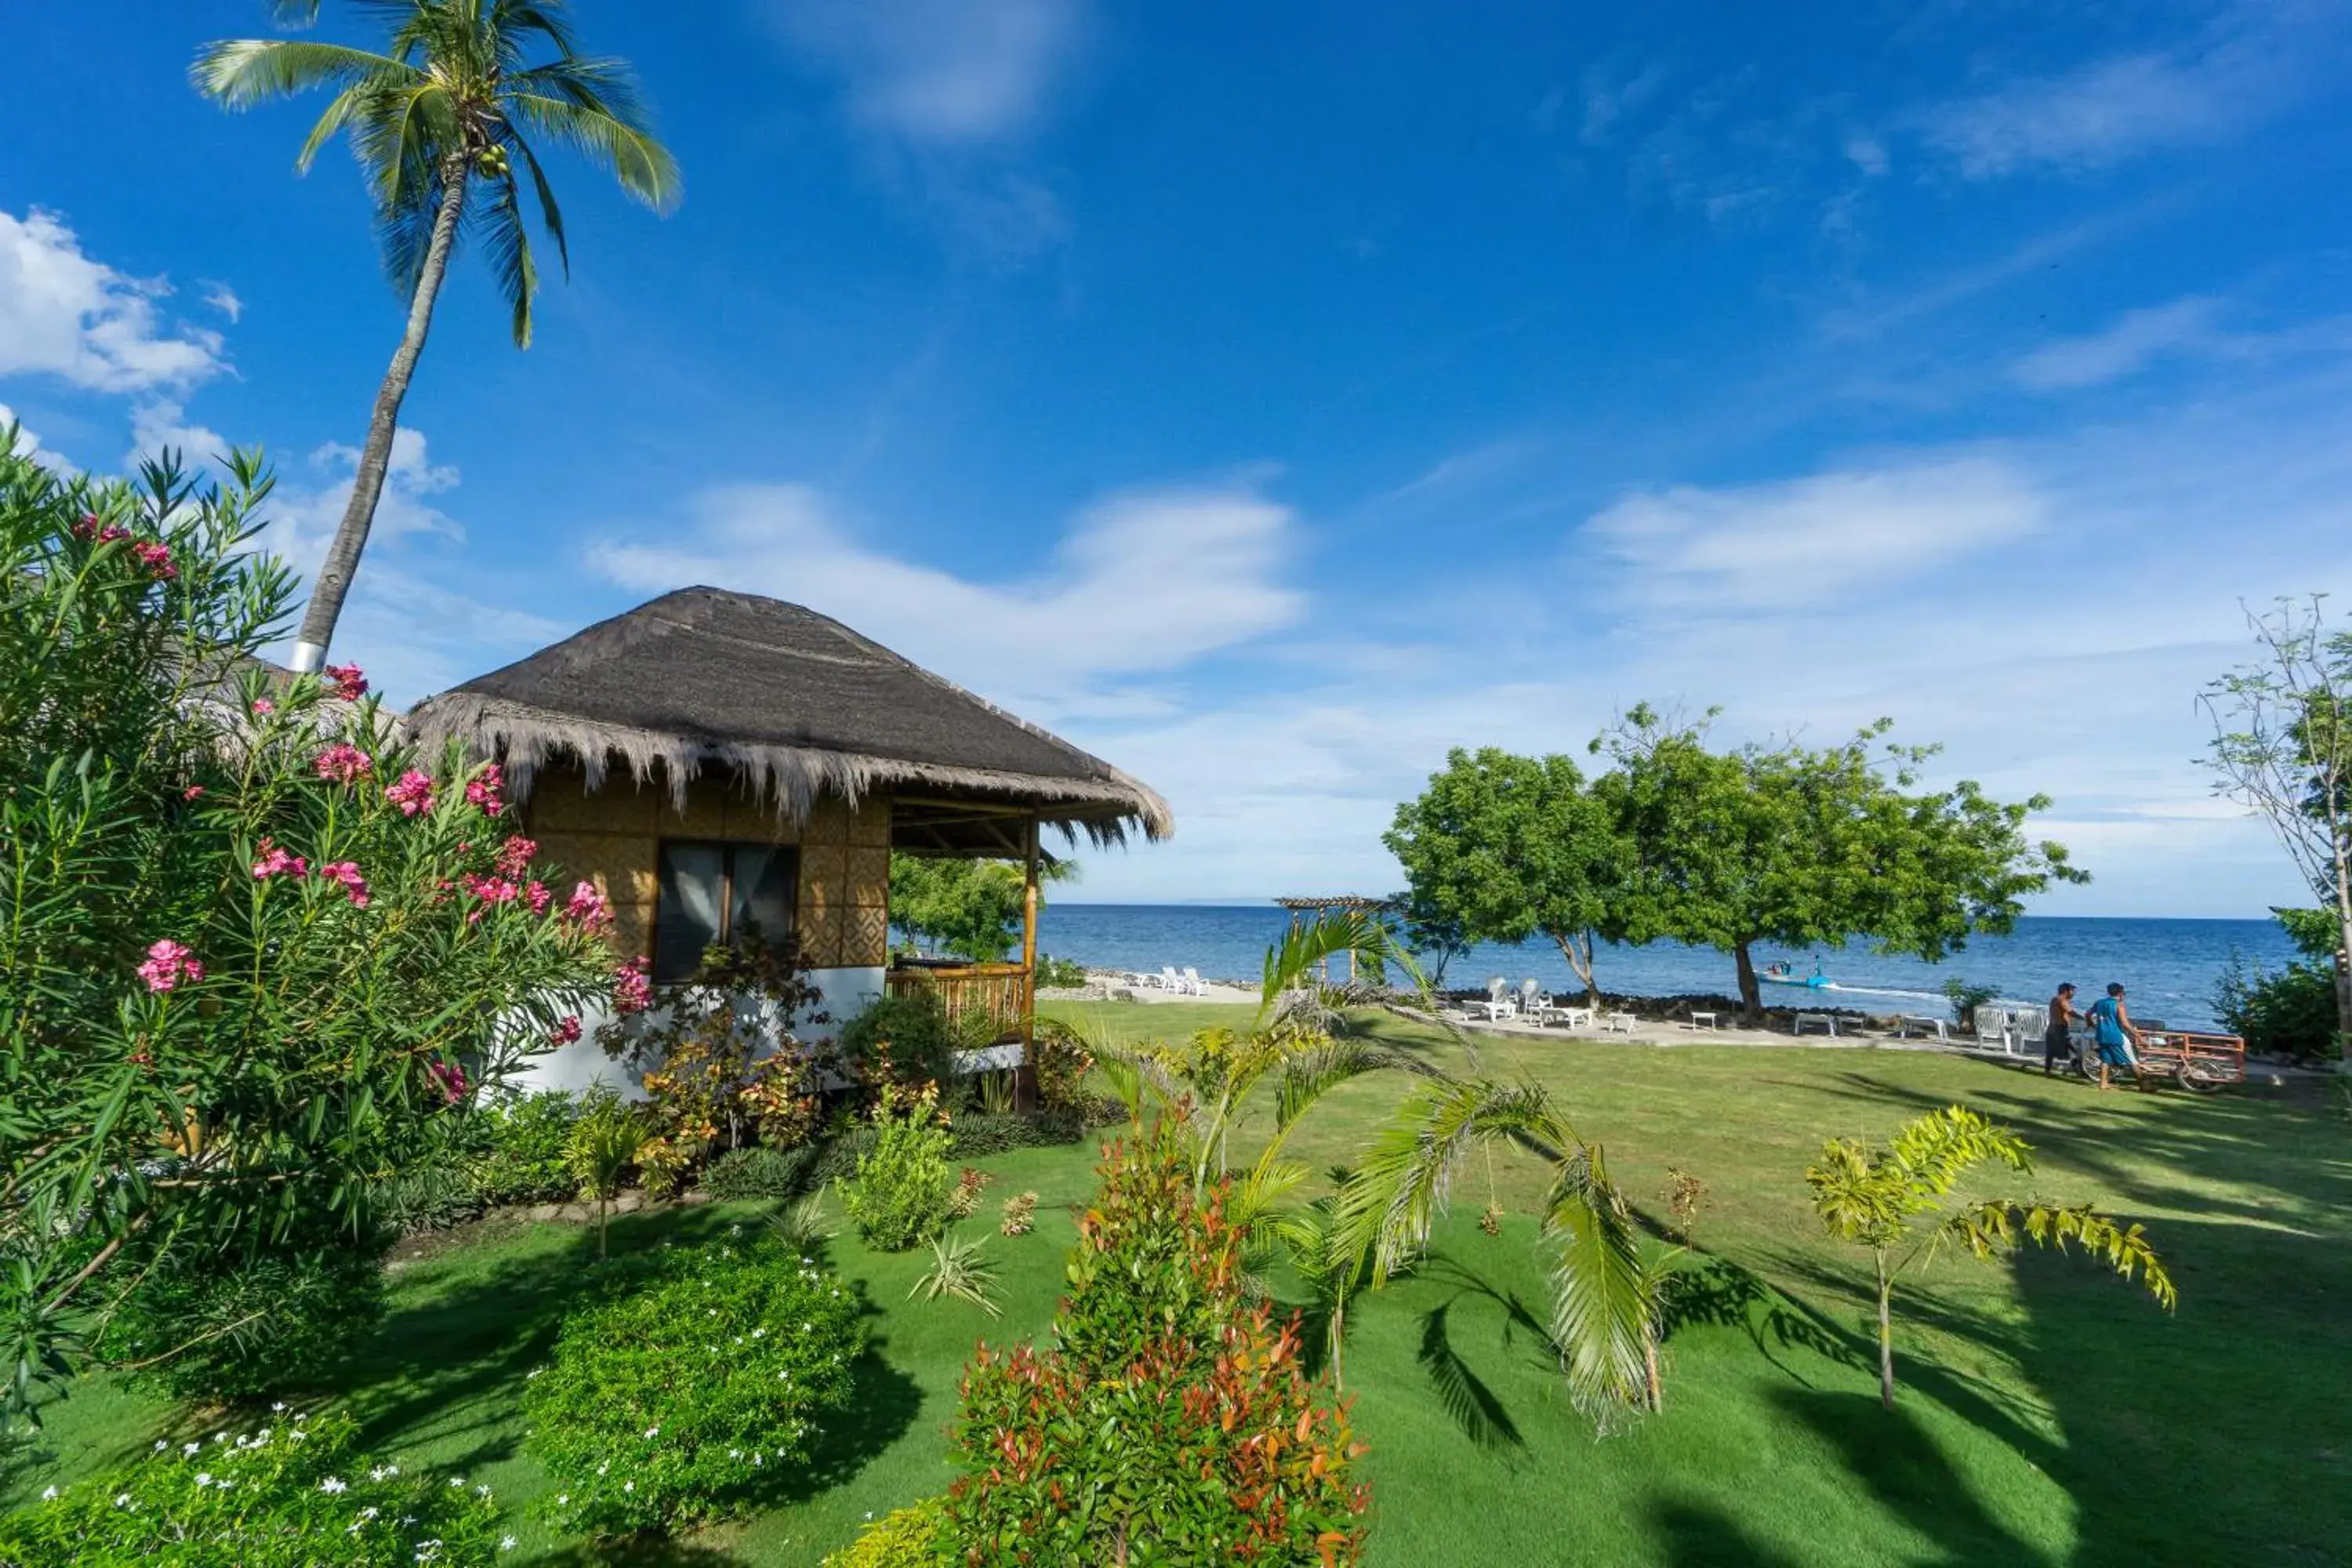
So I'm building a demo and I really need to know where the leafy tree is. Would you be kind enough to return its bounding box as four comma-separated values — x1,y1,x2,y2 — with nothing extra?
566,1092,648,1261
1,441,617,1428
1806,1105,2175,1412
2214,909,2340,1062
1386,748,1635,1000
2202,597,2352,1068
1392,887,1472,988
1597,705,2083,1021
193,0,680,671
887,852,1073,961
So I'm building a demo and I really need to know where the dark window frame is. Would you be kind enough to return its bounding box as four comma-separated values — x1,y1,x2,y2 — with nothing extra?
650,839,800,985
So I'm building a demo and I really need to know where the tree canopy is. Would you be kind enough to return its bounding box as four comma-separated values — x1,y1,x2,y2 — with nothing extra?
1599,706,2083,1017
888,855,1073,962
1385,749,1634,998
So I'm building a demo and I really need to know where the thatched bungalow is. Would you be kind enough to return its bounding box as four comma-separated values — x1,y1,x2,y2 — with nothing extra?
406,586,1171,1092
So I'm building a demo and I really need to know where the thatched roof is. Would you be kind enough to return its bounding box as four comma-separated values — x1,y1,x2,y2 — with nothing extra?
405,586,1172,848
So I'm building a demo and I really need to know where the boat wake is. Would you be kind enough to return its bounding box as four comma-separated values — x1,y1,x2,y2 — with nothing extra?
1819,983,1948,1004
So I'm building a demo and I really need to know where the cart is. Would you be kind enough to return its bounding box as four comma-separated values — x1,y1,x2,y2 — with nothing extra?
2129,1029,2248,1094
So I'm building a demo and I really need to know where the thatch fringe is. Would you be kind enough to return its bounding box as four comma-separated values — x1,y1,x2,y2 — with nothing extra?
405,692,1174,847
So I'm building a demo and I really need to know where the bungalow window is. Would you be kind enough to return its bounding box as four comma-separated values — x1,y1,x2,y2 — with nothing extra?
652,841,799,984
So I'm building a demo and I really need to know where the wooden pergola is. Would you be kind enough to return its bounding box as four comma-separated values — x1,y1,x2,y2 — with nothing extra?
1272,894,1396,981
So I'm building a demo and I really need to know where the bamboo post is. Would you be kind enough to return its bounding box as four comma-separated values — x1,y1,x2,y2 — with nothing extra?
1018,815,1040,1112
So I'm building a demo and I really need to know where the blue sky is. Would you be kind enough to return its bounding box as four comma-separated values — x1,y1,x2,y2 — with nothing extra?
5,2,2351,913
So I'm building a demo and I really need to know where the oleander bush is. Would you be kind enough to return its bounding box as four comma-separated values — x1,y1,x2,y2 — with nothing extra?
522,1232,865,1536
837,1083,954,1252
0,1407,506,1567
937,1114,1372,1564
700,1144,819,1202
97,1214,390,1403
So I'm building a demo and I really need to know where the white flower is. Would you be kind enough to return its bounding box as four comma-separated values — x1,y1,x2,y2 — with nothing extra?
114,1494,132,1508
183,1443,200,1456
321,1477,347,1494
596,1462,608,1476
476,1484,492,1497
526,1367,543,1380
500,1538,517,1552
623,1480,634,1493
643,1425,659,1439
194,1473,213,1488
557,1495,568,1507
271,1401,287,1412
361,1507,380,1520
369,1466,390,1483
728,1449,742,1460
448,1477,464,1488
38,1486,56,1502
153,1440,167,1452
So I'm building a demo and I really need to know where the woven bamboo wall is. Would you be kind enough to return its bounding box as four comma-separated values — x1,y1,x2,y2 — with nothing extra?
522,763,892,968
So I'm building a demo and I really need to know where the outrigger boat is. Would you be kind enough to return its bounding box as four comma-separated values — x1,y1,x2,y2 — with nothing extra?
1759,962,1831,989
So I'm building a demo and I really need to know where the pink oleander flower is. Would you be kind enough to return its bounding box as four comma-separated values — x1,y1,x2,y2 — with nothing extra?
548,1014,583,1047
136,939,203,993
251,697,274,717
495,835,538,879
612,959,653,1015
561,880,612,930
96,524,129,544
252,839,310,881
129,541,176,581
321,662,368,702
526,880,551,916
318,861,370,909
464,764,505,818
427,1060,469,1104
459,873,521,924
313,744,373,786
384,769,436,817
71,513,99,539
182,785,205,801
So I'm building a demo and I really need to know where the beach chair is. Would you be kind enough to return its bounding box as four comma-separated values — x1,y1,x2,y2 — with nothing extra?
1161,965,1183,993
1519,979,1547,1015
1479,977,1516,1021
1182,966,1206,996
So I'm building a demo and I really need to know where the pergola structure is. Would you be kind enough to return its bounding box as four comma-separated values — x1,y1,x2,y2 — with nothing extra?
1272,894,1396,981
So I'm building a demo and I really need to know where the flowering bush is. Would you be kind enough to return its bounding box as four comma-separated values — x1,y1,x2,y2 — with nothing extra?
937,1115,1372,1565
0,445,619,1428
522,1232,866,1536
0,1407,509,1566
837,1082,954,1251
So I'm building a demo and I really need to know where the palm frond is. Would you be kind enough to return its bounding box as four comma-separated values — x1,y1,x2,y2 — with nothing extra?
1936,1200,2177,1310
474,170,539,347
1336,1078,1554,1284
506,127,570,276
1543,1143,1661,1420
191,39,414,110
508,93,681,211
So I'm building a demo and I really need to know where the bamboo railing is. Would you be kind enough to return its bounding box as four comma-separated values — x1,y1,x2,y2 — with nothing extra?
886,962,1030,1044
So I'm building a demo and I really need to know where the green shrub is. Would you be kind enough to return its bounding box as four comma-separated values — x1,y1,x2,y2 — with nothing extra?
937,1114,1371,1564
475,1089,583,1204
99,1220,390,1403
0,1406,505,1566
701,1144,819,1202
2215,953,2339,1061
822,1497,949,1566
524,1232,865,1536
809,1109,1080,1186
1035,954,1088,988
837,1084,954,1251
836,986,975,1089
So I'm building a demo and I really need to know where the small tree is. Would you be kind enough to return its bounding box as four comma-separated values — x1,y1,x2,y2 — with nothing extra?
567,1094,648,1261
1385,748,1634,1000
1806,1105,2175,1412
1392,887,1472,989
887,853,1073,960
2202,597,2352,1069
1598,706,2083,1021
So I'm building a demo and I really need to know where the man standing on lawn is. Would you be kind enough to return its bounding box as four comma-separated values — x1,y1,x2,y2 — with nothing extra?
2086,982,2143,1091
2044,982,2084,1076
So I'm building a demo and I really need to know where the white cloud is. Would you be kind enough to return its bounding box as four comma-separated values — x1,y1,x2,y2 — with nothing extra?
760,0,1087,145
129,399,230,470
1584,456,2045,611
200,282,244,324
0,401,61,470
2012,296,2352,391
0,207,226,393
1578,62,1666,147
589,477,1304,710
1916,7,2327,178
258,429,465,572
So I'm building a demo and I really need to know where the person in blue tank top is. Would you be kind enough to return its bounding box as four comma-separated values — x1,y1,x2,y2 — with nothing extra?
2085,982,2142,1091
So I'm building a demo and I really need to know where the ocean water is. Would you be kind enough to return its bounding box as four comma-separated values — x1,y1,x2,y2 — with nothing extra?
1033,906,2303,1033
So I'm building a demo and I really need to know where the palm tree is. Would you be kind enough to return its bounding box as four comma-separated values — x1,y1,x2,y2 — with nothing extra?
1806,1105,2176,1411
193,0,681,672
566,1094,647,1261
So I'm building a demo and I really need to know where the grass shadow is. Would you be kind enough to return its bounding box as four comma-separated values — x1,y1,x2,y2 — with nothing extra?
1648,1498,1812,1567
1414,1299,1526,1452
518,1540,744,1566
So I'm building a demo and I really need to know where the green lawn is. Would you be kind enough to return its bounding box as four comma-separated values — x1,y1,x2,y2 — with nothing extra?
8,1005,2347,1566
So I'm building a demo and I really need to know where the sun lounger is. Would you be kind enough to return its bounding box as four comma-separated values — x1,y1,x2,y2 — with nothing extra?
1160,966,1183,993
1602,1011,1636,1034
1793,1012,1837,1037
1896,1014,1949,1042
1182,966,1207,996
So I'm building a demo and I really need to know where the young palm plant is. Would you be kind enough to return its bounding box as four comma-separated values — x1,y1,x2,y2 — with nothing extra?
910,1230,1003,1317
565,1095,647,1262
192,0,681,671
1806,1104,2176,1411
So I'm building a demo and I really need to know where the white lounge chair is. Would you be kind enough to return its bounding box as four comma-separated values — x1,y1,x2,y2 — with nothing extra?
1161,965,1183,993
1126,971,1160,990
1182,966,1207,996
1477,977,1516,1021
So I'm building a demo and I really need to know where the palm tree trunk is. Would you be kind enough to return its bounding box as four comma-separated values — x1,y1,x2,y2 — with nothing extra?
1875,1258,1896,1412
289,158,470,672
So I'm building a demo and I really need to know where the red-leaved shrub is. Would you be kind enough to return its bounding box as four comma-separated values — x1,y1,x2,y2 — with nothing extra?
938,1113,1371,1565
